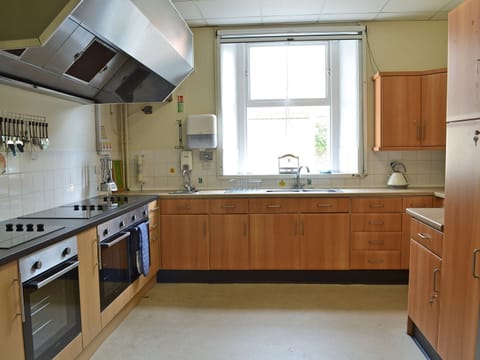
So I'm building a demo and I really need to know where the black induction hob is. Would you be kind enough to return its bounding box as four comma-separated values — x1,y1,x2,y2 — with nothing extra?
0,223,65,249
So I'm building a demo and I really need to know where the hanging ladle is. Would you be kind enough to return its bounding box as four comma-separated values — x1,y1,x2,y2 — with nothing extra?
16,119,24,153
6,117,16,156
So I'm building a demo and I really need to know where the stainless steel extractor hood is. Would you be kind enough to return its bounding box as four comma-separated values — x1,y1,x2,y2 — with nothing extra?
0,0,194,103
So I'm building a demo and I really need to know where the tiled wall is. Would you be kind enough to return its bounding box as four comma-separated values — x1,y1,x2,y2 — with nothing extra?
0,85,101,221
127,149,445,191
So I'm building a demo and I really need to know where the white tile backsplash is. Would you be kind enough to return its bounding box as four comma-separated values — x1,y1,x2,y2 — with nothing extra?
127,149,446,191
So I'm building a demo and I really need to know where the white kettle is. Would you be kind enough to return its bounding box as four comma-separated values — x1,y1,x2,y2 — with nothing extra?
387,161,409,189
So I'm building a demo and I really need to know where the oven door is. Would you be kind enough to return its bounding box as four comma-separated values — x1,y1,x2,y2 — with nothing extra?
99,231,131,311
22,258,81,360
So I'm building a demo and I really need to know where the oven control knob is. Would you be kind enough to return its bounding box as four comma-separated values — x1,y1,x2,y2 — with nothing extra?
62,247,72,257
32,261,42,270
103,229,109,237
131,215,137,222
119,221,125,228
143,210,147,217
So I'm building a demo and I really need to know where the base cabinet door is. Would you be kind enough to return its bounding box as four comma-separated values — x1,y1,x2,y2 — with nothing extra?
0,261,25,360
77,227,101,348
299,214,350,269
161,215,209,269
408,240,441,348
250,214,298,269
210,214,249,270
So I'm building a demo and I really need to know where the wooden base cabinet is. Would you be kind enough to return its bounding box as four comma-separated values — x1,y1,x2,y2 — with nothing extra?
250,214,299,269
77,227,101,348
300,214,350,269
0,261,25,360
408,240,442,348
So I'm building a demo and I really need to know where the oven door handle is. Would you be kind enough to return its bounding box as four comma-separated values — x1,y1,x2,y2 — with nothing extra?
24,260,79,289
100,232,131,248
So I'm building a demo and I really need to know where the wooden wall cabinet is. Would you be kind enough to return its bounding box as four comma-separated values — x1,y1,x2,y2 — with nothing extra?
0,261,25,360
447,0,480,122
373,69,446,151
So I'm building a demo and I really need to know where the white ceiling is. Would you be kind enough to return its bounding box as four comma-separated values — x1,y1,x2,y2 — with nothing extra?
171,0,463,27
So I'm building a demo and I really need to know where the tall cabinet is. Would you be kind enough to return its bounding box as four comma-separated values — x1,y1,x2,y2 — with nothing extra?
437,1,480,359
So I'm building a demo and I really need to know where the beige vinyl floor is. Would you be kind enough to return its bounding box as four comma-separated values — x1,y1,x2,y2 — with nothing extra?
91,283,425,360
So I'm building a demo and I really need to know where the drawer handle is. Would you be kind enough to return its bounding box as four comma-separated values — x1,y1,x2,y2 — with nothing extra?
176,206,191,210
368,221,384,226
369,203,384,208
368,240,384,245
222,204,237,209
368,259,384,264
317,203,333,208
267,204,281,208
473,249,480,279
417,233,430,240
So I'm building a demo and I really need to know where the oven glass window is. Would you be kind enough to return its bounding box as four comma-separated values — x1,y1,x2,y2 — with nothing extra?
23,265,81,360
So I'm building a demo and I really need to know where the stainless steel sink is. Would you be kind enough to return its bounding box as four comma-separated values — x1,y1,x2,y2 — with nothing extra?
167,189,199,194
265,188,343,193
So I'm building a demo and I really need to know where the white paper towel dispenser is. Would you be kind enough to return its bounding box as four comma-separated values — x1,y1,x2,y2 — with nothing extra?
186,114,217,149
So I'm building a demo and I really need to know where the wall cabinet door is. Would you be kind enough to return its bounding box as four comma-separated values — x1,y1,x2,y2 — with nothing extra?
161,214,209,269
299,214,350,269
408,240,442,348
250,214,298,269
447,0,480,121
77,227,101,348
210,214,249,270
0,261,25,360
373,70,446,150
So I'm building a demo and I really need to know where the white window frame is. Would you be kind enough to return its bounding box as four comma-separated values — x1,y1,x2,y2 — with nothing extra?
215,26,368,178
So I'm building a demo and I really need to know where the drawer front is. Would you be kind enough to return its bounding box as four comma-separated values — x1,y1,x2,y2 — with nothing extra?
350,250,401,269
209,199,249,214
351,232,402,250
299,198,350,213
249,198,299,213
351,214,402,232
161,199,209,214
402,196,433,210
410,218,443,256
351,197,402,213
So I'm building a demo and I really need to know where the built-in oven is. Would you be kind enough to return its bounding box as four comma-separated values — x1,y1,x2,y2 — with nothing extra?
19,236,81,360
97,205,149,311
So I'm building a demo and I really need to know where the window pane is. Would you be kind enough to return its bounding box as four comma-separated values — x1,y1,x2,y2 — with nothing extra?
245,106,331,174
249,43,327,101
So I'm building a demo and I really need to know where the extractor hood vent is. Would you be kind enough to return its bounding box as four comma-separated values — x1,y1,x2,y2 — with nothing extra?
0,0,194,103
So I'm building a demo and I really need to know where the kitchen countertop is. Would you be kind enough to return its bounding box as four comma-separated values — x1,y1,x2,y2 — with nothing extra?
406,207,444,232
0,194,158,266
128,187,445,198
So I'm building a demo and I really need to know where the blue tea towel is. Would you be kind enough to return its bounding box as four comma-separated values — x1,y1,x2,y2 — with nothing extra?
138,222,150,276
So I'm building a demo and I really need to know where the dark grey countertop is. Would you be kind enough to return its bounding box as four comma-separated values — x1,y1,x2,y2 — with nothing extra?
0,194,158,266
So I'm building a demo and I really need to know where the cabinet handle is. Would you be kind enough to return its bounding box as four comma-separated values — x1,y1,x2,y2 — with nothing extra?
416,122,421,140
417,233,430,240
433,268,440,293
421,124,426,140
267,204,281,208
317,203,333,208
176,206,191,210
368,259,384,264
368,220,384,226
12,279,25,323
369,203,384,208
473,249,480,279
92,238,98,268
368,240,384,246
222,204,237,209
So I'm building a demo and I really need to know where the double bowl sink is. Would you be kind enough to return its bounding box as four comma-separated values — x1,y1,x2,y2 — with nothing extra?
168,188,343,194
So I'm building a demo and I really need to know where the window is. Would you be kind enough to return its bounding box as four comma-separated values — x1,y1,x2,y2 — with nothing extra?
217,27,366,176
